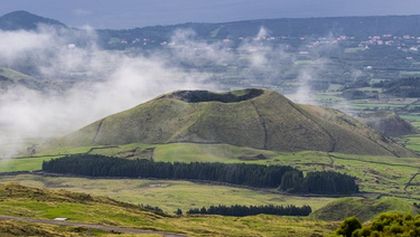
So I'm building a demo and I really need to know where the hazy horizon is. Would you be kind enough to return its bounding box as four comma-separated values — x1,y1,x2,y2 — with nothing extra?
2,0,420,29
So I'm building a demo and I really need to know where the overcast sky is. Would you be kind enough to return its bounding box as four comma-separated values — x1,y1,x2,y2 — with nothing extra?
2,0,420,29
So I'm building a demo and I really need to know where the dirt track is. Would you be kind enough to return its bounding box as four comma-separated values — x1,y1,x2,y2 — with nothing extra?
0,215,186,237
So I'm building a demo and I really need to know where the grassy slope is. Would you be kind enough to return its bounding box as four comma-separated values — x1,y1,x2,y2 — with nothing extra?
0,174,335,213
53,90,413,156
0,220,158,237
0,67,40,90
0,67,33,82
311,197,418,222
0,184,336,237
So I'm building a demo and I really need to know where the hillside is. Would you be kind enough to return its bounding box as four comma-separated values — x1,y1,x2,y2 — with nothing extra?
56,89,414,156
0,183,335,237
311,197,419,222
359,111,417,137
0,11,66,31
0,67,40,90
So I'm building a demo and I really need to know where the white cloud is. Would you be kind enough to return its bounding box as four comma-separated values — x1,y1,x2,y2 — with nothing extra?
0,27,214,157
0,26,333,157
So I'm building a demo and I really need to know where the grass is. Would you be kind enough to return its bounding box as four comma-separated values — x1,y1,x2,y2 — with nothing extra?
53,89,413,157
268,152,420,197
0,220,134,237
401,114,420,130
0,184,337,237
153,143,276,163
403,135,420,152
0,156,58,172
152,144,419,198
400,114,420,122
311,196,418,222
351,103,406,110
2,143,418,234
0,174,335,213
6,142,420,198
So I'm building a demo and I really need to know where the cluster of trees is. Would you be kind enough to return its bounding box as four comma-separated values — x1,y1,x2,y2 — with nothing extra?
335,212,419,237
139,204,164,215
304,171,359,194
42,154,358,194
280,171,359,194
187,204,311,217
42,154,297,188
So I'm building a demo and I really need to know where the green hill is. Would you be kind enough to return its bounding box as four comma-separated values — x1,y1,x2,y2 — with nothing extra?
0,11,66,31
57,89,414,156
311,197,418,222
359,111,417,137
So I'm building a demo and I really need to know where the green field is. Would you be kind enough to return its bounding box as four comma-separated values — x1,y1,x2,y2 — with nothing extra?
5,142,420,198
0,174,336,213
351,103,406,110
403,135,420,152
0,184,336,237
91,143,420,197
2,141,418,226
0,156,58,172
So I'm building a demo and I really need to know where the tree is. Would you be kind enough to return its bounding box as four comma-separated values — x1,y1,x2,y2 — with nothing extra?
175,208,183,216
336,216,362,237
187,204,311,217
279,171,303,192
336,212,419,237
42,154,359,194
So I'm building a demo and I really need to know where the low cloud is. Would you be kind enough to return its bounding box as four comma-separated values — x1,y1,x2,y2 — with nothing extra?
0,25,334,157
0,27,213,157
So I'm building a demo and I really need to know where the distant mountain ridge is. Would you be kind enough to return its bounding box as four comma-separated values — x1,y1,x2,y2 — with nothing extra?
101,14,420,36
3,10,420,40
0,10,66,31
96,14,420,49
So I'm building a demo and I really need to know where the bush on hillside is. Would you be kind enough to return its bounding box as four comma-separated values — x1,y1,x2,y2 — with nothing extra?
335,212,420,237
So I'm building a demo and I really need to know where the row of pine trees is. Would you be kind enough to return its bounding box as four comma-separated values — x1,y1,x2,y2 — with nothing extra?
42,154,358,194
187,204,312,216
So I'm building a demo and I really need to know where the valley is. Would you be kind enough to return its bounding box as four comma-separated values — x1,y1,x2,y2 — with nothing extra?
0,8,419,237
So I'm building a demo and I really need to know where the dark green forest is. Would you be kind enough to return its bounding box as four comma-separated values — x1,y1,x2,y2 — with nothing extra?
187,204,312,217
42,154,359,194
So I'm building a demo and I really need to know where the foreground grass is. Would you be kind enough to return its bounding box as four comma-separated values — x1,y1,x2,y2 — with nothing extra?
0,220,162,237
0,184,336,237
0,174,335,213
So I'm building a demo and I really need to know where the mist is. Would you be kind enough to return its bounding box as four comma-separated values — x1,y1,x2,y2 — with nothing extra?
0,25,334,157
